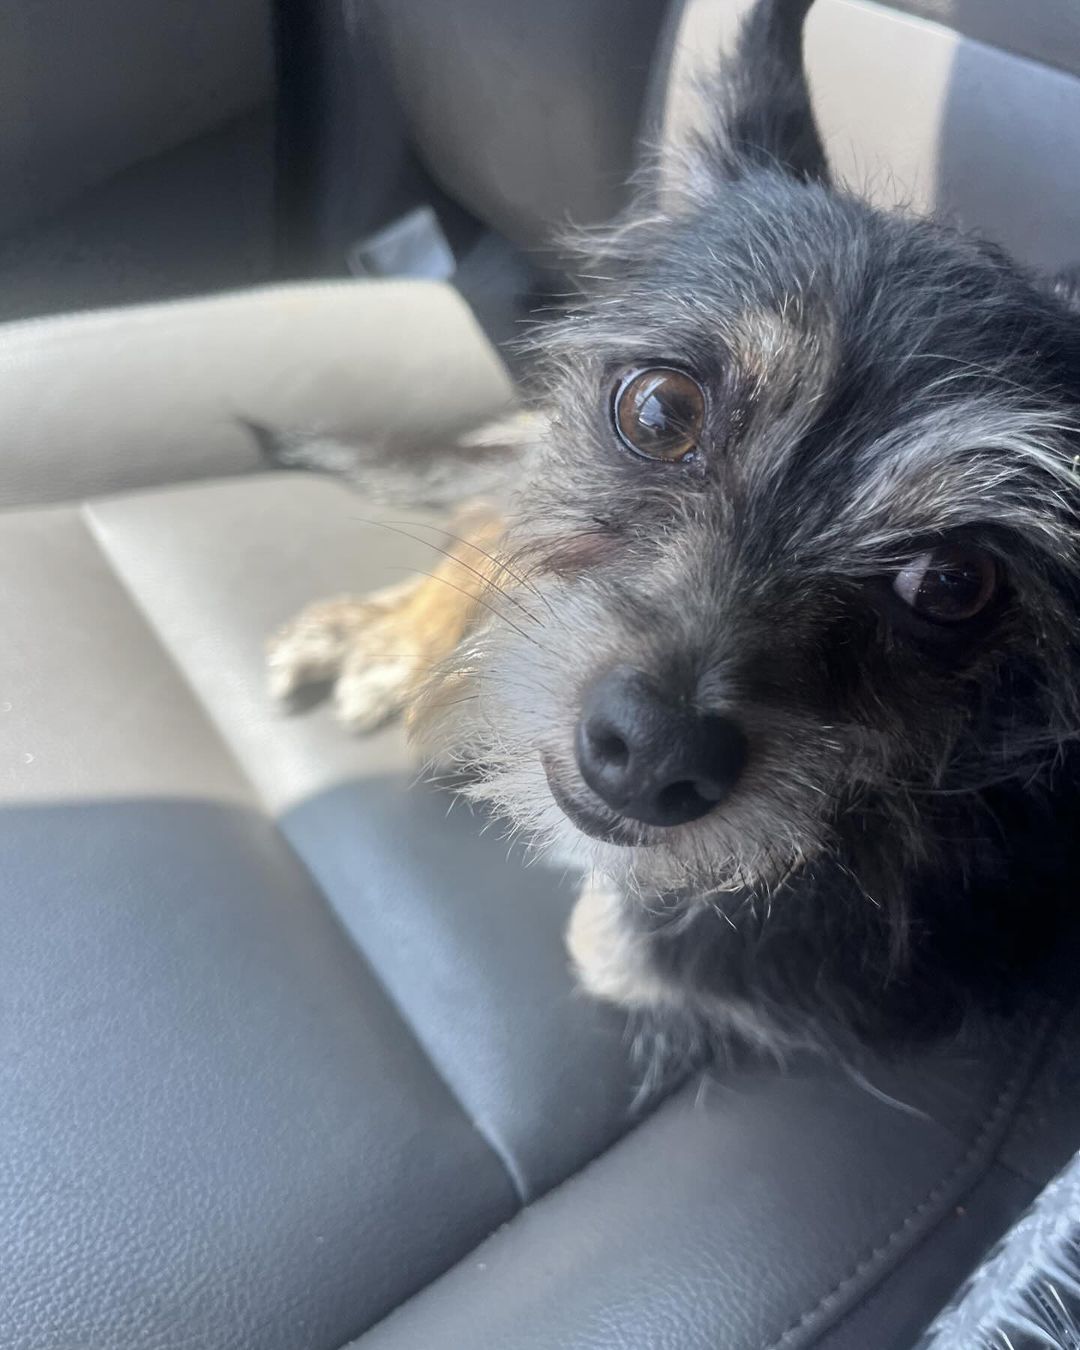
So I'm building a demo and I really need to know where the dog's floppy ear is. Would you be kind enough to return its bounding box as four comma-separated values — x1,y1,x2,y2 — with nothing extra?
695,0,827,185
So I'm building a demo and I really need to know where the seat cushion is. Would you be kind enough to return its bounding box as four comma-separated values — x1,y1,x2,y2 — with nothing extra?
82,475,644,1201
353,1012,1076,1350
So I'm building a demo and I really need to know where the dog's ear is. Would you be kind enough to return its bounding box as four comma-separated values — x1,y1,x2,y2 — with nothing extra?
553,0,827,284
695,0,827,185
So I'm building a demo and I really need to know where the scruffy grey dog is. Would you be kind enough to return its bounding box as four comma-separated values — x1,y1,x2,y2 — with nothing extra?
269,0,1080,1059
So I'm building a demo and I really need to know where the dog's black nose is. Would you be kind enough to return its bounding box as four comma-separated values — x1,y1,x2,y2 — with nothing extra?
574,666,747,827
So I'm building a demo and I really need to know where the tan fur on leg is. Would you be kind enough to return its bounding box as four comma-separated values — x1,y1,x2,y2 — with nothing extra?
267,504,508,733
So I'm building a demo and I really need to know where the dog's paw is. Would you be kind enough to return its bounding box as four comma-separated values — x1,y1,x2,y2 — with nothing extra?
267,582,421,732
332,651,421,733
268,504,508,736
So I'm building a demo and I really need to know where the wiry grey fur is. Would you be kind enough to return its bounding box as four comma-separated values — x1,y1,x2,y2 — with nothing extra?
409,0,1080,1054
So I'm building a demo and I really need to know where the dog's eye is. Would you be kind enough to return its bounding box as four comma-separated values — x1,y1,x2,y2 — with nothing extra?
612,367,705,461
893,546,997,622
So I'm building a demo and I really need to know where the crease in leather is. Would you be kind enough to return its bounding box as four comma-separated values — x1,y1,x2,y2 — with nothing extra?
78,496,532,1209
343,1070,694,1350
766,1004,1062,1350
346,1020,1059,1350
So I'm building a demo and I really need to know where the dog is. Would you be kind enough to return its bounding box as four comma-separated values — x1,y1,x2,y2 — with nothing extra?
267,0,1080,1062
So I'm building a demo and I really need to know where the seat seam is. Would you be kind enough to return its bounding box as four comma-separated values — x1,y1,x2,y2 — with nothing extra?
762,1003,1062,1350
337,1011,1059,1350
77,499,530,1207
340,1070,702,1349
79,501,269,803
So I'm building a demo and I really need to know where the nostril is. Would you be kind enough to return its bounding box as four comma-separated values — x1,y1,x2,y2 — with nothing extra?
688,774,729,805
656,780,704,819
587,727,629,769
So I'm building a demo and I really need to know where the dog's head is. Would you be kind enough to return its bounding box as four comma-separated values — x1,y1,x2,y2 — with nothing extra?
421,0,1080,1003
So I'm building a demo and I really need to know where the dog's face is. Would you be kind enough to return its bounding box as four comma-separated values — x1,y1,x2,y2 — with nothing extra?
422,1,1080,968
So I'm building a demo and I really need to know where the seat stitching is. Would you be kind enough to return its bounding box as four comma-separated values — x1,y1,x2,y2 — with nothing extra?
761,1004,1060,1350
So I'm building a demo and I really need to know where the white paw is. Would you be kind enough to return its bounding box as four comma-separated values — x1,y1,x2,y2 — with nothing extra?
333,654,418,733
267,616,348,703
266,586,421,733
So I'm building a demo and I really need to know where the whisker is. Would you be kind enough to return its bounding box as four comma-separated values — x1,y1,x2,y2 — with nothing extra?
384,566,544,647
349,516,545,625
375,516,553,611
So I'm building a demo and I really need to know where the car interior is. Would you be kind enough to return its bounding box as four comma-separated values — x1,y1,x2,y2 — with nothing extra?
4,1,1080,1347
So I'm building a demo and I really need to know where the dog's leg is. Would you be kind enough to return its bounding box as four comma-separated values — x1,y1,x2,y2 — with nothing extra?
566,876,680,1012
568,876,775,1052
267,504,506,733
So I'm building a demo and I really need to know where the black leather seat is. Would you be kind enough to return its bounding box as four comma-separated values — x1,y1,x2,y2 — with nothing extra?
4,3,1080,1348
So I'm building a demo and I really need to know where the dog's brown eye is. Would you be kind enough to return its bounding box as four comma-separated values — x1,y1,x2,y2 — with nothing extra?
612,367,705,461
893,546,997,622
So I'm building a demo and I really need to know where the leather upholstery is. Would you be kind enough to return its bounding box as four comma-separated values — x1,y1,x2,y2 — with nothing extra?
4,2,1080,1346
1,796,519,1348
85,477,643,1197
355,1010,1078,1350
0,0,271,235
0,475,640,1349
364,0,671,249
